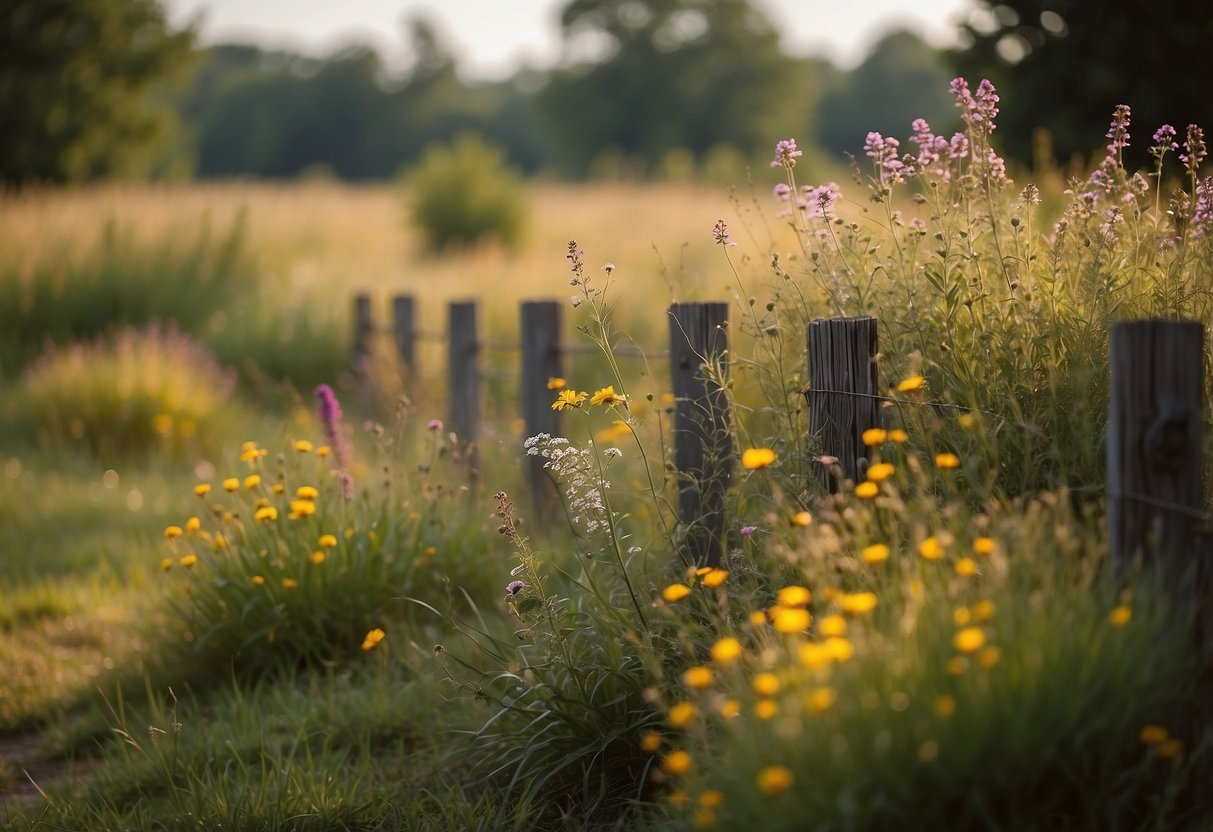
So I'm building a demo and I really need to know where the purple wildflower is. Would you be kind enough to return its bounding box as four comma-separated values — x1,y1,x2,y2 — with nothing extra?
1105,104,1131,158
864,132,905,184
910,118,949,177
773,183,792,200
314,384,354,498
798,182,841,218
1151,125,1179,157
712,219,736,247
506,579,526,597
566,240,584,285
1193,176,1213,238
770,138,803,168
427,418,443,431
740,525,758,538
1181,125,1206,175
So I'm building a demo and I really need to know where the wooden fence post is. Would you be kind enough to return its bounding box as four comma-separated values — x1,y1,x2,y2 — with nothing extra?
806,316,881,487
392,294,416,375
448,301,480,465
520,301,564,522
1108,319,1205,581
669,302,731,568
353,293,373,372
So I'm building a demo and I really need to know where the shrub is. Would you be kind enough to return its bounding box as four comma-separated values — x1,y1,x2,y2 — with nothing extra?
12,323,236,459
404,133,529,252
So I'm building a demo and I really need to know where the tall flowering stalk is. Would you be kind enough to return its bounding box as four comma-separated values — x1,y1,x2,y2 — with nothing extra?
315,383,354,498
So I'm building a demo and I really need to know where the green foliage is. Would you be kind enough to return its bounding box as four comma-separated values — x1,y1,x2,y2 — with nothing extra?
0,0,197,186
405,134,529,252
538,0,816,176
154,423,494,681
0,216,251,377
954,0,1213,166
11,324,236,461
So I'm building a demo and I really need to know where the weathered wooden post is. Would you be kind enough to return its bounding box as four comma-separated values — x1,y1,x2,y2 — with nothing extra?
1108,319,1205,582
806,316,882,487
353,293,373,371
520,300,564,522
392,294,416,375
669,302,731,567
448,301,480,465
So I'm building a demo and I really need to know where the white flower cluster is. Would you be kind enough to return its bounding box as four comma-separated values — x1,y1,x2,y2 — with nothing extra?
524,433,614,534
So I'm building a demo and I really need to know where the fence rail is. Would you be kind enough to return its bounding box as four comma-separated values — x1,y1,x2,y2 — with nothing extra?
351,293,1208,577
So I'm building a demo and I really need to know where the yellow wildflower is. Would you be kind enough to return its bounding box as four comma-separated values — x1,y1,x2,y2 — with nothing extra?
791,511,813,527
294,439,313,453
699,791,724,809
310,550,326,565
840,592,878,615
719,699,741,719
1139,725,1168,745
244,474,261,490
318,534,338,549
254,506,278,522
978,645,1001,668
223,477,239,492
866,462,895,482
640,731,662,753
935,452,961,470
897,375,926,393
184,516,201,533
668,701,698,729
164,525,183,539
710,637,743,664
741,448,777,470
822,637,854,662
776,585,812,607
282,578,298,589
861,428,888,446
194,483,212,497
752,673,780,697
551,389,587,411
799,643,829,670
546,377,566,390
953,627,985,654
955,557,977,577
756,765,794,796
806,686,836,713
862,543,890,564
661,750,692,776
589,385,628,407
919,537,944,560
662,584,692,603
361,628,386,651
772,607,811,634
1109,605,1132,628
701,568,728,588
683,666,715,690
159,557,173,572
179,553,199,568
316,445,331,457
854,481,879,499
289,499,316,519
818,614,847,637
251,575,265,586
973,537,997,556
888,428,909,443
972,599,996,622
296,485,319,500
754,699,778,720
953,606,971,626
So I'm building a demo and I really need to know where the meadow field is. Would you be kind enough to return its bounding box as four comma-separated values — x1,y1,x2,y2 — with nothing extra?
2,90,1212,830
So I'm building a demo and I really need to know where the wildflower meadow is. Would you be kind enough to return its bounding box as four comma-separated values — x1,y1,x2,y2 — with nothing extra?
1,77,1211,831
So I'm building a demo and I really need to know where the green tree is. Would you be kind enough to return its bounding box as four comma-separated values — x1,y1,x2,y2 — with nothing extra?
0,0,196,187
816,30,955,158
538,0,813,176
953,0,1213,166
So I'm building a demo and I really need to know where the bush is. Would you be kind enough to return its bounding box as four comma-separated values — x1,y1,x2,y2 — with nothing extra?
11,323,236,459
404,133,529,252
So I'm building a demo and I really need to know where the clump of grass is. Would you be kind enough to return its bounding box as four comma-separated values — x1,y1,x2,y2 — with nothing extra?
0,216,251,376
152,391,495,681
10,323,236,460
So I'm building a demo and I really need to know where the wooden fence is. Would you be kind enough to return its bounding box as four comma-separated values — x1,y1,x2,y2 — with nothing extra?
353,293,1207,577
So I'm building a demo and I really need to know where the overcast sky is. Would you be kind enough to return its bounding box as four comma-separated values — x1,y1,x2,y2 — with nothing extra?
163,0,977,79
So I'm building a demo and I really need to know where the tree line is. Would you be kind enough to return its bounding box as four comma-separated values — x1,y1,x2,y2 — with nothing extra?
2,0,1208,187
